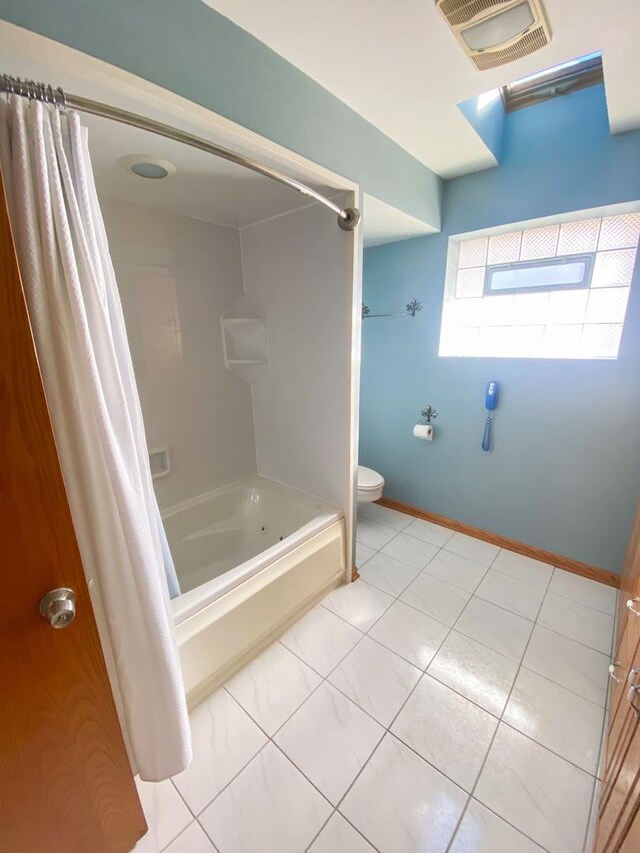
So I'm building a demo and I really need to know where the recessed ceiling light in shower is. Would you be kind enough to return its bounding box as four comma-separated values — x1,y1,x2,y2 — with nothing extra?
120,154,177,179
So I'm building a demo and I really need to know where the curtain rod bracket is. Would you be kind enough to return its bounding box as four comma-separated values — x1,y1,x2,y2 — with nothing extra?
337,207,360,232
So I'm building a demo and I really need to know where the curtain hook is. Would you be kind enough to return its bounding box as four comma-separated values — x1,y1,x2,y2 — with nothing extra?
54,86,67,111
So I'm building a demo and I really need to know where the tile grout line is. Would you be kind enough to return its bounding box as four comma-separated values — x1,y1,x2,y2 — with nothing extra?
523,621,612,667
191,553,604,851
529,620,616,658
460,560,612,781
581,773,601,853
169,676,332,844
580,588,619,853
161,513,615,853
224,612,384,848
319,531,503,849
366,559,607,770
343,522,613,848
177,621,378,848
160,817,222,853
360,513,616,615
347,524,608,810
443,561,557,852
462,798,553,853
368,544,615,707
362,542,491,598
278,520,494,847
380,543,508,849
148,517,577,851
380,551,615,700
490,567,599,827
540,585,617,618
495,718,603,779
297,526,398,853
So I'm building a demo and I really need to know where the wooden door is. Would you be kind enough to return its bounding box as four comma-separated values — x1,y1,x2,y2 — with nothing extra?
0,168,146,851
595,499,640,852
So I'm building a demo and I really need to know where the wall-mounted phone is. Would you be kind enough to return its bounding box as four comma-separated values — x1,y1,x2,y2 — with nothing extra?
482,381,500,451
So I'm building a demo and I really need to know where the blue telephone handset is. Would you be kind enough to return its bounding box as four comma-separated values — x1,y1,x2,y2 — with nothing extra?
485,381,500,411
482,381,500,451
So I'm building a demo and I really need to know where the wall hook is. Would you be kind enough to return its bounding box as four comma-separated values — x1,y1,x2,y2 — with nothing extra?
362,297,423,319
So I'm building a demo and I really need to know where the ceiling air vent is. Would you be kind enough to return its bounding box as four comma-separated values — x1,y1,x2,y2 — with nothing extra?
435,0,551,70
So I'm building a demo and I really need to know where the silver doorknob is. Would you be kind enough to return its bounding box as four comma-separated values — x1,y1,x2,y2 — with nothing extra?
627,597,640,617
39,588,76,629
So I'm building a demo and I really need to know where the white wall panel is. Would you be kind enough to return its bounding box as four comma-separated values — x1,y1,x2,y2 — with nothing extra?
102,198,256,508
241,199,355,508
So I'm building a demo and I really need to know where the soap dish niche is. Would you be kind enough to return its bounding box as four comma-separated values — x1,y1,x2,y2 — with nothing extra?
221,297,268,383
149,447,171,479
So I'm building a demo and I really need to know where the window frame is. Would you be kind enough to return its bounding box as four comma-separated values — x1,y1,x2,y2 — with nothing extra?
501,52,603,113
483,252,595,297
439,202,640,361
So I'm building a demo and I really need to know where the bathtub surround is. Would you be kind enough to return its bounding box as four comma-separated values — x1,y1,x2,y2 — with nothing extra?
101,198,256,510
360,84,640,575
105,193,353,513
241,198,353,508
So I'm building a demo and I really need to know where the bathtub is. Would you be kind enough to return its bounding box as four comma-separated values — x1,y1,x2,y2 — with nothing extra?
164,476,346,705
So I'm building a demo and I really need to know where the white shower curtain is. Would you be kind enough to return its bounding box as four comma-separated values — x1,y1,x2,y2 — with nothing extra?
0,95,192,780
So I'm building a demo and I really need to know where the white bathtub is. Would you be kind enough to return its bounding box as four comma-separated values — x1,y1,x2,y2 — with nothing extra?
164,476,346,704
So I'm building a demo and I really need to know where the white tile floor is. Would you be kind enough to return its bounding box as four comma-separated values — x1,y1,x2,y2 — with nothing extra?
136,504,617,853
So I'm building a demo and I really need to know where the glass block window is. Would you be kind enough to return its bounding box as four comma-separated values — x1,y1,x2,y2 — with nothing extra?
440,210,640,359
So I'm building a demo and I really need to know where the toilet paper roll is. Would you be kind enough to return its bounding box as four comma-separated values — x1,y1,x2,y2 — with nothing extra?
413,423,433,440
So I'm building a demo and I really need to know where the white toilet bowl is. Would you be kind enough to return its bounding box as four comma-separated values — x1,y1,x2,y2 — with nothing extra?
357,465,384,504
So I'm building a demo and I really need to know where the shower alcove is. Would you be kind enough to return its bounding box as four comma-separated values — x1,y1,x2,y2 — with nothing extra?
2,30,362,705
101,152,358,703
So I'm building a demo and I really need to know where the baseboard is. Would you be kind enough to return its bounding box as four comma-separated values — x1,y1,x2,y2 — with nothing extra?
377,496,620,589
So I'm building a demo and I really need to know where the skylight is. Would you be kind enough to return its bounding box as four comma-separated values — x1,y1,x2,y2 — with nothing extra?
501,52,603,112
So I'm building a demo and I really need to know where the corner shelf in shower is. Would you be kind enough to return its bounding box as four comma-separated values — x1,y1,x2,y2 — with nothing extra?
221,298,268,383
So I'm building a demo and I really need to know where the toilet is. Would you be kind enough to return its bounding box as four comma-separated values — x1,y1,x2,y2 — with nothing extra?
357,465,385,504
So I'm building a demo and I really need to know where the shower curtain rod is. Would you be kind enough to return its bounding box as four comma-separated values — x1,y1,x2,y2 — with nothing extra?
0,75,361,231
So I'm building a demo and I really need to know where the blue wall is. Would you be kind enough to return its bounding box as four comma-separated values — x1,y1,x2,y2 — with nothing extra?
360,84,640,574
0,0,441,228
458,91,505,162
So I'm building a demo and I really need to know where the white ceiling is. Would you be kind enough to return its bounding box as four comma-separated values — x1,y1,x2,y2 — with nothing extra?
203,0,640,178
363,195,436,247
86,118,428,243
84,112,333,229
88,117,421,242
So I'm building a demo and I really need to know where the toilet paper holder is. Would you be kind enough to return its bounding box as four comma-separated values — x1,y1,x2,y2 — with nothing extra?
420,405,438,424
414,405,438,441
